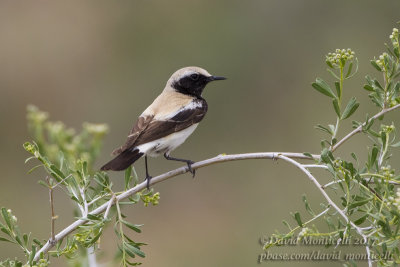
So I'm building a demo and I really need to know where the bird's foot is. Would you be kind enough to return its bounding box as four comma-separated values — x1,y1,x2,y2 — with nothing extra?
186,160,195,178
146,175,152,190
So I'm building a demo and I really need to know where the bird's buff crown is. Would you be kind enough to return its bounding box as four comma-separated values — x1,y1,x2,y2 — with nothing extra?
165,66,212,89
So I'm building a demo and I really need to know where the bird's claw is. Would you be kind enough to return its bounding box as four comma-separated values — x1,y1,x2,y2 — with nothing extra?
186,161,195,178
146,175,152,190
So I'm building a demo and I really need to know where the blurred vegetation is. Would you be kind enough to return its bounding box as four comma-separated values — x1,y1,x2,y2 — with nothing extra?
26,105,109,170
1,1,400,267
0,106,159,266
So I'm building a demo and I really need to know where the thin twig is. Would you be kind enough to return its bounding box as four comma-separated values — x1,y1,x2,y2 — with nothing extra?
104,195,115,220
80,188,88,217
88,193,112,207
46,177,57,245
52,174,73,189
331,103,400,152
323,178,400,188
302,164,328,169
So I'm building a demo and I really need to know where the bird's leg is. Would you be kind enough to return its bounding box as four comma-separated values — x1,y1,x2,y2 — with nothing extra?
145,155,152,190
164,153,196,177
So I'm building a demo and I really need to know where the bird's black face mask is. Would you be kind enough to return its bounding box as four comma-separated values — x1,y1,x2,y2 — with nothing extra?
172,73,226,97
172,73,211,97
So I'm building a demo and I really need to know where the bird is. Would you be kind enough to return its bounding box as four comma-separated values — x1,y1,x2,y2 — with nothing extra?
100,66,226,188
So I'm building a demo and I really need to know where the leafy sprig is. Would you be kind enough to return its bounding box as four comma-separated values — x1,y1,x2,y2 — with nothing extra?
1,106,157,266
267,27,400,267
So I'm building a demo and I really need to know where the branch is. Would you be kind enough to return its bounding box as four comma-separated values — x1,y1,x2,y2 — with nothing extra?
331,103,400,152
278,155,372,267
32,152,317,261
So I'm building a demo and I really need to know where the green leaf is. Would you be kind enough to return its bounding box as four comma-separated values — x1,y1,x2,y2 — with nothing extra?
123,244,137,258
334,81,341,98
59,151,65,172
328,124,336,134
33,238,42,246
332,99,341,117
122,220,142,233
302,195,314,216
87,214,102,221
15,235,23,247
370,60,382,72
1,226,11,236
315,124,333,135
312,78,336,98
70,196,80,203
125,243,146,258
1,208,12,230
341,97,359,120
354,215,368,225
86,230,102,246
373,79,384,90
48,164,65,182
29,245,36,265
38,180,50,188
364,116,375,131
346,58,359,79
331,138,337,146
394,81,400,93
28,164,43,174
302,152,313,159
24,156,36,164
345,61,353,78
363,84,374,91
293,212,303,227
125,166,133,190
378,220,392,237
348,199,371,210
132,167,139,186
327,68,340,80
320,148,334,165
23,233,29,247
282,220,291,230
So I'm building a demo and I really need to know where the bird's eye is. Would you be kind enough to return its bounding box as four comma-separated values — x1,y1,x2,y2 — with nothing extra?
190,73,199,81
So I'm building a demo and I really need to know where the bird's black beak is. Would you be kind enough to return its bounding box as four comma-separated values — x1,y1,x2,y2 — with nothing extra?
207,76,227,82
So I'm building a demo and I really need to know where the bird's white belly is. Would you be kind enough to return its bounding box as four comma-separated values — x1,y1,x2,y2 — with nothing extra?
136,124,199,157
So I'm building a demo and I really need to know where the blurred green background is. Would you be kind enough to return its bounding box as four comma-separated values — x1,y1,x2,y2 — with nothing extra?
1,1,400,266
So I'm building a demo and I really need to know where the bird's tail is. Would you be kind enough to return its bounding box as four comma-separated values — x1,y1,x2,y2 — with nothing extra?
100,149,144,171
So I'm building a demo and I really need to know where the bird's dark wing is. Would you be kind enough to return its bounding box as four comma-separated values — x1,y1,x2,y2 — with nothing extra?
102,100,207,171
133,100,208,147
112,99,207,154
111,115,154,155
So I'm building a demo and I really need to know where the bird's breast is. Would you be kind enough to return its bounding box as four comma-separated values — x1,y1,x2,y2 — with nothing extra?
136,123,199,157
